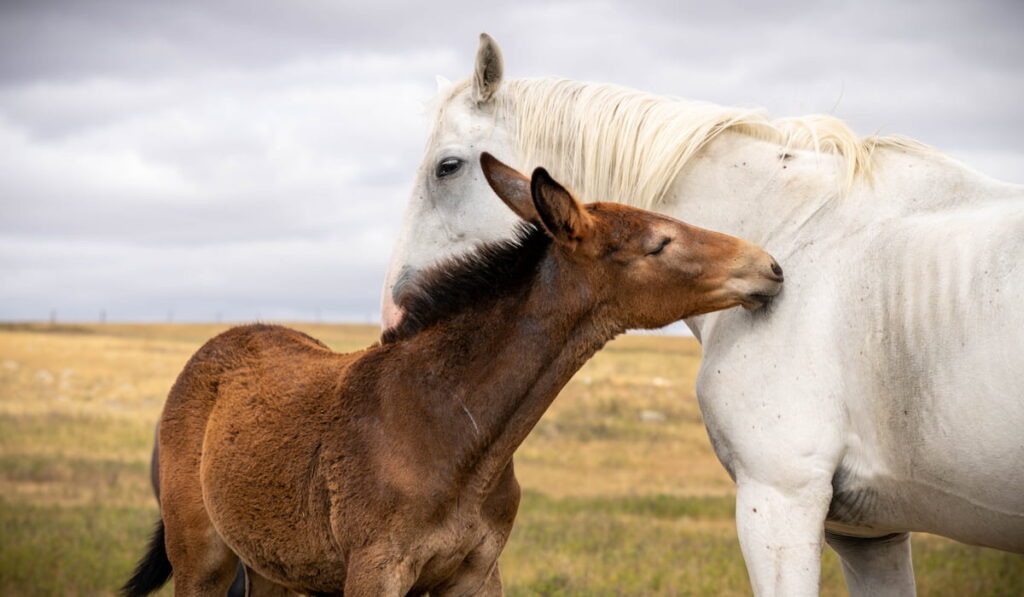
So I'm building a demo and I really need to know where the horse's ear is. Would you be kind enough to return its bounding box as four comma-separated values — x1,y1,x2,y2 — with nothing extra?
530,168,593,249
472,33,503,105
480,153,538,223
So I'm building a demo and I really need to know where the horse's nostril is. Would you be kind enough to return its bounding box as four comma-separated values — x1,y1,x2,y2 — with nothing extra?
770,259,783,278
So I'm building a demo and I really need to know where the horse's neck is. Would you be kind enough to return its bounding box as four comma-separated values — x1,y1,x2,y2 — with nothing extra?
659,131,1016,247
401,256,616,496
650,131,841,248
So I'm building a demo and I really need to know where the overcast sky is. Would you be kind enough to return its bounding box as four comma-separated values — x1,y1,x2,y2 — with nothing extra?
1,0,1021,324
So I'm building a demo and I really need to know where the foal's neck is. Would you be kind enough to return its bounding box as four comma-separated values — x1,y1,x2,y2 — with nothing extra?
410,252,617,497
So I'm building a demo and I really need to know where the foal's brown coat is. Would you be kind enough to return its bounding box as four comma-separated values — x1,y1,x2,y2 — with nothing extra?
126,155,782,596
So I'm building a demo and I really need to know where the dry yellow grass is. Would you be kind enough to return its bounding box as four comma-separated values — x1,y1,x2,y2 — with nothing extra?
1,322,1019,595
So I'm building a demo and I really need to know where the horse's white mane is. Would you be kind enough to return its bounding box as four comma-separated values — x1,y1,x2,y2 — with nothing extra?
463,77,932,209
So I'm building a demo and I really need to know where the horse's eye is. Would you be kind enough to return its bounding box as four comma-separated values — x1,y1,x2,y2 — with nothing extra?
435,157,464,178
646,238,672,256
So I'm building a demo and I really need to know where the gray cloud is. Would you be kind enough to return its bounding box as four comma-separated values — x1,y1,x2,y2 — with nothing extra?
1,0,1021,324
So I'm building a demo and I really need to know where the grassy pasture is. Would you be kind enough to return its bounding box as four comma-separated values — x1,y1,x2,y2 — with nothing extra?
0,322,1020,595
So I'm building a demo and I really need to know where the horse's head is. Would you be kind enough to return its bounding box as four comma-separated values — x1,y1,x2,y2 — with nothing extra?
382,34,521,330
381,33,781,331
479,154,783,329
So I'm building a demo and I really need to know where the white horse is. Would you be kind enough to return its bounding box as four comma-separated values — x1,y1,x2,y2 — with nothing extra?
381,34,1024,596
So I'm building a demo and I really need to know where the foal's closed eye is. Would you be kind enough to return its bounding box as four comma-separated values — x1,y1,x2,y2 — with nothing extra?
646,238,672,256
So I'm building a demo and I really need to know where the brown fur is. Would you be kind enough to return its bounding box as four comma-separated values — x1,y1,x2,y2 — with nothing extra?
134,156,783,596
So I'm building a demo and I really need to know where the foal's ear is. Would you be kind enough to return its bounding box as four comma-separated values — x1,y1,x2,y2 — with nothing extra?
480,153,539,223
530,168,594,249
472,33,503,105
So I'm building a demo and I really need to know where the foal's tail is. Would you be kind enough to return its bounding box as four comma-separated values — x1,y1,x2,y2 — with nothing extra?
122,518,172,597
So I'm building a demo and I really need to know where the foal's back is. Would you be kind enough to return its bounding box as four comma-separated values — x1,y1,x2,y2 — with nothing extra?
162,323,372,481
162,323,358,427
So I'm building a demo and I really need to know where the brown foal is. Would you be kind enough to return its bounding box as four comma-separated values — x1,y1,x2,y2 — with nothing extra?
125,154,783,597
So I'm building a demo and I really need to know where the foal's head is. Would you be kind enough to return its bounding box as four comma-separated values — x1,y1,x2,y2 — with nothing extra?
481,153,783,329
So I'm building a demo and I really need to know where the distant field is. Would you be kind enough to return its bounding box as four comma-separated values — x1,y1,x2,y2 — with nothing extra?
1,322,1020,595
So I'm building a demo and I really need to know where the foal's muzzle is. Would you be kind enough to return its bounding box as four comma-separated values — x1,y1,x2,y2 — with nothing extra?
732,247,784,310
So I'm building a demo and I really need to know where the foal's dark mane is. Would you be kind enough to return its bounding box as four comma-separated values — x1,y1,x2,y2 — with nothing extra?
381,223,551,344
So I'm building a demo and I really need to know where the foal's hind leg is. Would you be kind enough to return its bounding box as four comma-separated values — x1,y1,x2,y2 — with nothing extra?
158,335,248,594
160,435,238,594
826,531,916,597
244,566,296,597
161,493,239,595
159,410,239,592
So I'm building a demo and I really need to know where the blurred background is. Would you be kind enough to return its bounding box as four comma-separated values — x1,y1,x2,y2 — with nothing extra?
2,0,1022,325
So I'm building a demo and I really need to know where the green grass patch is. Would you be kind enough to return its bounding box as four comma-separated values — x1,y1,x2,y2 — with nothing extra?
2,325,1020,596
0,453,147,485
502,495,756,596
0,498,170,597
0,413,154,457
519,490,735,521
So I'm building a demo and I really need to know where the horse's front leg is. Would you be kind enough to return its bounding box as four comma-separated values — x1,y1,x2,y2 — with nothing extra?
735,475,834,596
825,531,916,596
696,339,846,596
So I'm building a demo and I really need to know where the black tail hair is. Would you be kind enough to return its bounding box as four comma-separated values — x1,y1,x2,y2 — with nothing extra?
122,518,172,597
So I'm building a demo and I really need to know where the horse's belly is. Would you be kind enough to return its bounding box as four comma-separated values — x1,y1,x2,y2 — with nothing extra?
862,335,1024,549
828,454,1024,552
836,205,1024,550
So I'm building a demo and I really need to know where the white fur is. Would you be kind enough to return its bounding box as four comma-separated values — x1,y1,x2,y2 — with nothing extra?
381,40,1024,597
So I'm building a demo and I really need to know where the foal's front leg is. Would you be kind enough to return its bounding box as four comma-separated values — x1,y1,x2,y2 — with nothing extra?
343,550,418,597
473,564,504,597
433,560,503,597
